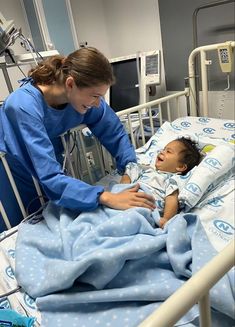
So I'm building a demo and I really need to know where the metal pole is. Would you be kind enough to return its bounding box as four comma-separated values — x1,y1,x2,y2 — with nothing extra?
192,0,235,115
0,62,14,93
138,240,234,327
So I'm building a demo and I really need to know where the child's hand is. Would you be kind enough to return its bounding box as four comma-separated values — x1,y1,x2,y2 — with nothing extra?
120,174,131,184
159,217,168,228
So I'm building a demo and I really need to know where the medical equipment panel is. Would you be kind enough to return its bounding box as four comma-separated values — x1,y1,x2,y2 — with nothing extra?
218,43,233,73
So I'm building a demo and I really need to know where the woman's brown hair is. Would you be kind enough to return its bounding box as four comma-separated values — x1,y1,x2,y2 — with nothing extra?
28,47,115,87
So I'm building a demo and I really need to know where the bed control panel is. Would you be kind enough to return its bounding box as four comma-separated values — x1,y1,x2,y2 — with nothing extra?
217,44,233,73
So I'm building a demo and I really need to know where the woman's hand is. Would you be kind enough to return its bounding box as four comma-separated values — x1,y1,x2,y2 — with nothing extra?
99,183,156,210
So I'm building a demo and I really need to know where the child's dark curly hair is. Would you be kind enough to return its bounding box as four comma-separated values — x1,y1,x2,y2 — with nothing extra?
177,137,201,175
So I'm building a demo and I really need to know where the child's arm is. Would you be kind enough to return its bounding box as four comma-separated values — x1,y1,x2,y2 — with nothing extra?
120,174,131,183
120,162,141,184
159,190,179,228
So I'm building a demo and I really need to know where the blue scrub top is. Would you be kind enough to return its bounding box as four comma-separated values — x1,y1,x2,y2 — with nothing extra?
0,79,136,212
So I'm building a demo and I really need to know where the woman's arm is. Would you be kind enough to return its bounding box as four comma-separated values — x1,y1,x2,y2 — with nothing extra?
9,105,155,211
85,99,137,173
159,190,179,228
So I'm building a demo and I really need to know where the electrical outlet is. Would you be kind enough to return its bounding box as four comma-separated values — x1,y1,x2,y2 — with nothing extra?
86,152,95,167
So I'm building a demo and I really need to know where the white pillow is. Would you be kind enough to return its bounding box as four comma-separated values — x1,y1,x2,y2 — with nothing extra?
178,144,234,210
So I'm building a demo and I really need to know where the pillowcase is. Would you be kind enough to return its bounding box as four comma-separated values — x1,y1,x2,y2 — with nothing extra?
178,144,234,211
135,120,234,167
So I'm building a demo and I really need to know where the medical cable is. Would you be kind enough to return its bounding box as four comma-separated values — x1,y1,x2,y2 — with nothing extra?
25,195,48,216
18,34,38,65
4,48,26,77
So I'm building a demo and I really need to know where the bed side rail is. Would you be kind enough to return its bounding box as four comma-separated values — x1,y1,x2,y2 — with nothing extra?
0,151,45,230
188,40,235,117
138,239,235,327
61,89,189,177
116,89,189,149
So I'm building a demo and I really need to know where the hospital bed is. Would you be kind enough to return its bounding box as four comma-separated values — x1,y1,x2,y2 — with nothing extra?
0,41,234,327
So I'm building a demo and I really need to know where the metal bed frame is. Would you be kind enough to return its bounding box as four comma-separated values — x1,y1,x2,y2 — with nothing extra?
0,41,234,327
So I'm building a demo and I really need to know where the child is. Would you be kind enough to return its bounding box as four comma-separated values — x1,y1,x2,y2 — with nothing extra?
120,137,201,228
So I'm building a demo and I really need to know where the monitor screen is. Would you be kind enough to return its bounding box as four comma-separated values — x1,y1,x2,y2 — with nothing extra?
109,57,140,112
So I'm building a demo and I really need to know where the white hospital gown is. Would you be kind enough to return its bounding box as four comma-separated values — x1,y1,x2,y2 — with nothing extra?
125,162,188,214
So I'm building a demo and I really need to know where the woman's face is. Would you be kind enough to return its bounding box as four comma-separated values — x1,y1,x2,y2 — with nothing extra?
65,77,109,114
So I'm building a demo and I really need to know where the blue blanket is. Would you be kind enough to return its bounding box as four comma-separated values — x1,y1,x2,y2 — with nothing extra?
15,184,234,327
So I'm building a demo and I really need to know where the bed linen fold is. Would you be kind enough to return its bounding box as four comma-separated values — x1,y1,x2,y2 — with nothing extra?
15,183,234,327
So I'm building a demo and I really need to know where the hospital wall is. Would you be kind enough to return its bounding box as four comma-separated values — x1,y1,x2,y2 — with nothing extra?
158,0,235,120
69,0,167,99
0,0,234,119
70,0,234,119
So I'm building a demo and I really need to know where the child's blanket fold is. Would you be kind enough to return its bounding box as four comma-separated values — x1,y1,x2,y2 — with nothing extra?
15,183,234,327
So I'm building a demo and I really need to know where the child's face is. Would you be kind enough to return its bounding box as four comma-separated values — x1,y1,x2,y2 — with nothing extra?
155,140,187,173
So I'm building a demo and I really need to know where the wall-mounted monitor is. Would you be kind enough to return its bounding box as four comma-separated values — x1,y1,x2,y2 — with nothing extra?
105,50,160,112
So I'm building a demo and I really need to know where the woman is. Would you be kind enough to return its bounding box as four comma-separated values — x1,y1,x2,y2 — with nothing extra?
0,47,155,226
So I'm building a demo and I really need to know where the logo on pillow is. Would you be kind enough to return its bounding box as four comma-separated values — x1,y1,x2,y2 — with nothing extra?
203,127,215,134
207,196,224,207
24,293,37,309
224,122,235,130
5,266,14,279
213,219,234,235
185,182,201,196
204,158,222,170
171,124,182,131
7,249,15,259
0,298,11,310
199,117,210,124
180,121,191,128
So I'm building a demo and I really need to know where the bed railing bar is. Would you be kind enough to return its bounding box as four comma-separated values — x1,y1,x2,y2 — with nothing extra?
116,90,189,117
166,100,171,122
61,134,76,178
176,97,180,118
0,201,11,229
0,153,27,219
127,114,136,149
200,50,209,117
188,41,235,116
158,103,163,126
77,129,95,184
139,111,146,145
138,239,234,327
93,139,106,177
32,177,46,206
199,292,211,327
148,106,154,136
100,147,113,173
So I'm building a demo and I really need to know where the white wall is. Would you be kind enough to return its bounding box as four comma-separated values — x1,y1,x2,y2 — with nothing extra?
104,0,162,58
1,1,233,120
1,0,166,102
70,0,166,98
71,0,163,58
70,0,110,56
